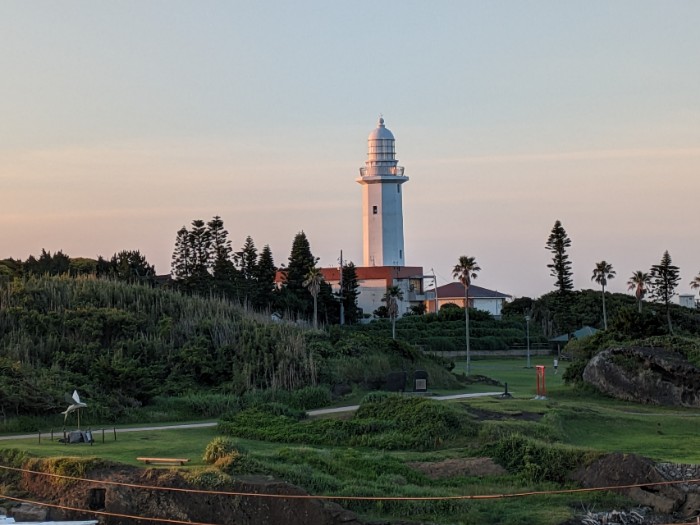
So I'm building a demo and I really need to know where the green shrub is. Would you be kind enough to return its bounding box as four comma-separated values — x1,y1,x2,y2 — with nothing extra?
289,385,332,410
484,434,597,483
203,437,240,464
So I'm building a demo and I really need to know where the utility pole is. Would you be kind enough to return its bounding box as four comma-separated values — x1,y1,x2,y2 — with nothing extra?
431,268,439,316
339,250,345,325
525,314,531,369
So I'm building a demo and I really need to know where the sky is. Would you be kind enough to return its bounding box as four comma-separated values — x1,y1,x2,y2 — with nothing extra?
1,1,699,299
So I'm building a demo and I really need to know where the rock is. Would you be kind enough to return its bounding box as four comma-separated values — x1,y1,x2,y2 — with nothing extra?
582,347,700,407
19,462,367,525
10,503,49,521
570,453,685,514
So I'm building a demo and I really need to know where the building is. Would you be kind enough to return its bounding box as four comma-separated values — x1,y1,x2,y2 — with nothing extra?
321,265,426,319
283,117,511,321
424,282,511,318
323,118,426,318
679,294,698,309
356,117,408,267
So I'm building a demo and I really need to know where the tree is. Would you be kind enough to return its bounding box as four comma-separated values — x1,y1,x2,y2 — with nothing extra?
171,220,212,293
627,270,651,313
236,236,259,304
691,273,700,294
340,262,361,324
253,245,277,310
453,255,481,374
188,219,211,279
171,226,193,280
303,267,324,329
207,216,236,280
591,260,615,330
545,220,573,293
24,249,70,276
281,231,318,317
649,250,681,334
108,250,156,284
382,285,404,340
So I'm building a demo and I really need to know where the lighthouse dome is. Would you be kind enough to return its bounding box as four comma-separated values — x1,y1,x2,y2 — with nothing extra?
368,117,395,141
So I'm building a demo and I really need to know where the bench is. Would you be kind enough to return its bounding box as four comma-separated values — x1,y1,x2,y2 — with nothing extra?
137,457,190,466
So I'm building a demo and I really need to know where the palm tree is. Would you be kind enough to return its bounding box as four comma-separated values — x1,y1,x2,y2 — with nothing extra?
303,267,324,329
591,261,615,330
627,270,651,313
382,285,404,340
691,273,700,293
453,255,481,375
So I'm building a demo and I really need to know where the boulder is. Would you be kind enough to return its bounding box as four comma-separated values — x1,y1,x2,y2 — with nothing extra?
582,347,700,407
570,453,684,514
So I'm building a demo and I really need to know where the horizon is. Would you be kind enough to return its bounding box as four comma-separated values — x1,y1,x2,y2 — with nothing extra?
2,2,699,299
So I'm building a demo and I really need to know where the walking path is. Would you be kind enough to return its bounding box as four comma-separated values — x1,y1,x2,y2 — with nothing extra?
0,391,506,441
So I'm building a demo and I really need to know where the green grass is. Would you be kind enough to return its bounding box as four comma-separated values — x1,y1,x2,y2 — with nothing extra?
0,426,219,467
3,357,700,525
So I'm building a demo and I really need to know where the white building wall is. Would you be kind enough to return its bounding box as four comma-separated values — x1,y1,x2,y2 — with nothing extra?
380,182,405,266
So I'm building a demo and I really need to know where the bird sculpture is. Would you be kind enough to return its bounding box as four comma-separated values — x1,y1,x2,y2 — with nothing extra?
62,390,87,429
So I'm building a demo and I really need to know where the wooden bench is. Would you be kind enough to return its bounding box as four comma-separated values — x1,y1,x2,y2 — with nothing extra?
137,457,190,466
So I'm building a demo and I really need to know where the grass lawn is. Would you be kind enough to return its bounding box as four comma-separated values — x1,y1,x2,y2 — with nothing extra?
0,426,219,467
3,357,700,524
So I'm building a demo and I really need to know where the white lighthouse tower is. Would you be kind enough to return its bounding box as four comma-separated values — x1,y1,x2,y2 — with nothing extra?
357,117,409,267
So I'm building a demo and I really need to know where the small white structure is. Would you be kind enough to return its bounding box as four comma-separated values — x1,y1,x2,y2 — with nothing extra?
679,294,698,309
357,118,408,267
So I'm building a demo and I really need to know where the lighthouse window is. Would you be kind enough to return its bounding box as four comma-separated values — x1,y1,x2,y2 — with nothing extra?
373,206,378,215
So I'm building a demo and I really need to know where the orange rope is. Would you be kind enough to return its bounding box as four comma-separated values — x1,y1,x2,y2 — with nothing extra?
1,463,699,502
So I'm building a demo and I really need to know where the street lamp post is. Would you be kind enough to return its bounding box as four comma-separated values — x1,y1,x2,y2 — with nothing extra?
525,315,531,369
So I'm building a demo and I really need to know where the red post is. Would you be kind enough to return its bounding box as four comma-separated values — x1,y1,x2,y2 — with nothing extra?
535,365,546,398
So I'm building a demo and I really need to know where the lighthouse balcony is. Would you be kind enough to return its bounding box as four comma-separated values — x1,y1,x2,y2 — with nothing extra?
359,166,405,177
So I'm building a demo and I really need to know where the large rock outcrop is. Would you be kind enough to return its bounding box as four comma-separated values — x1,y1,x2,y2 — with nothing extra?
570,453,684,514
571,453,700,517
582,347,700,407
20,464,366,525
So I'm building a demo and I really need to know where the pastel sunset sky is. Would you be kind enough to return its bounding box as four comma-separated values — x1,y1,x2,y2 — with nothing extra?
2,1,699,298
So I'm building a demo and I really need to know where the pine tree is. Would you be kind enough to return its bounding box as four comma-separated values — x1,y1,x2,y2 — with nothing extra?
109,250,155,284
650,250,681,334
254,244,277,310
171,220,212,293
545,220,574,293
237,236,258,281
171,227,193,280
341,262,361,324
207,216,233,279
189,219,211,279
282,231,317,317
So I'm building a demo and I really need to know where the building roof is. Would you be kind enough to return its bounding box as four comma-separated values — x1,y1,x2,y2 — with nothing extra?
275,265,424,286
550,326,599,342
368,117,395,141
429,282,512,299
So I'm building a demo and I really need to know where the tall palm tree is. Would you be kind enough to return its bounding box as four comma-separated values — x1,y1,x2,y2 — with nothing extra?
691,273,700,293
627,270,651,314
591,261,616,330
303,267,324,329
382,285,404,340
453,255,481,375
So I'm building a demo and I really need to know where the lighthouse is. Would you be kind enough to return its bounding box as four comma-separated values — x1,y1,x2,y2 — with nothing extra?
357,117,409,267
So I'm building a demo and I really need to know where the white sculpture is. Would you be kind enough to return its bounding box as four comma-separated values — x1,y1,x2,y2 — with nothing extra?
62,390,87,428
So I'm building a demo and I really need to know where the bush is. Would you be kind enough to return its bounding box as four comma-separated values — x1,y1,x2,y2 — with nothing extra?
290,385,332,410
484,434,597,483
203,437,241,465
